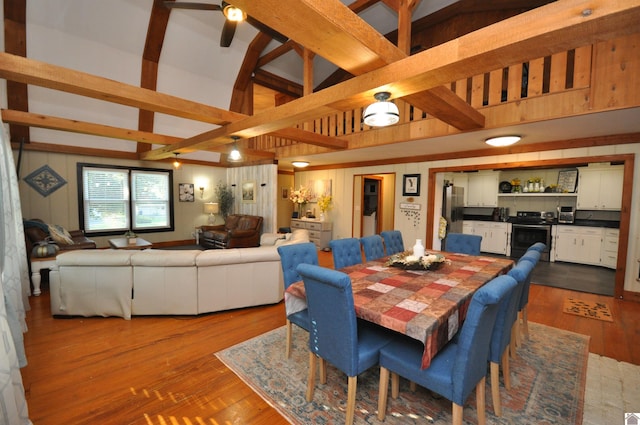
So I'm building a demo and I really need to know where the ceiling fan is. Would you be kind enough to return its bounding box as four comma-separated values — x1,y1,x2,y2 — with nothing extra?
163,1,287,47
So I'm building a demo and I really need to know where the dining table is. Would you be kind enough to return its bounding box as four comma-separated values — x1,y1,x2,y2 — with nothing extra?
285,251,514,369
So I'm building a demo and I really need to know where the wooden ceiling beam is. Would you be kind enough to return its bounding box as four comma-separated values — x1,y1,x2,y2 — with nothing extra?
1,109,182,146
141,0,640,158
229,0,484,130
0,52,246,125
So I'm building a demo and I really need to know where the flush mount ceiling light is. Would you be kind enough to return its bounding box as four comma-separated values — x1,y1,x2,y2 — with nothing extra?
363,91,400,127
485,135,521,147
228,136,242,162
292,161,309,168
222,2,246,21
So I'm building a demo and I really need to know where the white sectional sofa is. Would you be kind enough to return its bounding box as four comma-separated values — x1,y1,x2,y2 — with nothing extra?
49,229,309,319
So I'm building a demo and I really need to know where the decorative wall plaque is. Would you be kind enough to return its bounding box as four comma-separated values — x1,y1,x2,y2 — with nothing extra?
24,165,67,197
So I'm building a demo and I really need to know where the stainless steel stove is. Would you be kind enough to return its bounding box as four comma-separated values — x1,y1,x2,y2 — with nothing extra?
511,211,554,261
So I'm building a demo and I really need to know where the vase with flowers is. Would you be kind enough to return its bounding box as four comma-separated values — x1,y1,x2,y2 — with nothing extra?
317,194,332,221
289,186,311,218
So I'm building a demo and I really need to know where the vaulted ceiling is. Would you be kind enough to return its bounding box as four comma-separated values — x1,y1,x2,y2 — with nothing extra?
2,0,640,171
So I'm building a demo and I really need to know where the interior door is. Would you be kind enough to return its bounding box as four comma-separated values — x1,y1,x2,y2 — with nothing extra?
352,173,395,237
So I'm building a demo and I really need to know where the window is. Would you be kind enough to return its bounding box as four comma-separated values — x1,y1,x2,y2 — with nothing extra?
78,163,174,235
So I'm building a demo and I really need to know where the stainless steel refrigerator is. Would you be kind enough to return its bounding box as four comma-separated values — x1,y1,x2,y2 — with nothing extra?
442,185,464,237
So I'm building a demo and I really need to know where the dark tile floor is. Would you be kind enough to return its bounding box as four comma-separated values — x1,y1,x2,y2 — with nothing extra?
529,260,615,296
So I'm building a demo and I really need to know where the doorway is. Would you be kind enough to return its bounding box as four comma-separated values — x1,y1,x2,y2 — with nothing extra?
352,173,396,238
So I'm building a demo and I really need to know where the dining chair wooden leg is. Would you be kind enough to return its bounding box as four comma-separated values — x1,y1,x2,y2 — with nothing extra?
490,361,502,417
502,349,511,390
522,305,530,339
346,376,357,425
391,372,400,399
319,357,327,384
377,367,390,420
476,376,486,425
306,351,317,402
452,403,464,425
285,320,293,358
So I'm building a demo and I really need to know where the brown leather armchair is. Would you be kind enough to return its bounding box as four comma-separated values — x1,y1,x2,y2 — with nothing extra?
200,214,263,249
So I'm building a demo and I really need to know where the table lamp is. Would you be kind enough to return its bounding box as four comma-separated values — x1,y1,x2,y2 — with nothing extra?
204,202,219,224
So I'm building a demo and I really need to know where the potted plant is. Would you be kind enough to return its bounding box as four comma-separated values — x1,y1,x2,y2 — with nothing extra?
123,230,137,245
215,182,234,219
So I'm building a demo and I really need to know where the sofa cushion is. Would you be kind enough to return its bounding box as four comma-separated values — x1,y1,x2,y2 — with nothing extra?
48,224,74,245
55,250,133,266
260,233,286,246
131,249,200,266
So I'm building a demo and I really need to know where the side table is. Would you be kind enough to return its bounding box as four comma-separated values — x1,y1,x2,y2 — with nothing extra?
108,237,153,250
30,255,57,296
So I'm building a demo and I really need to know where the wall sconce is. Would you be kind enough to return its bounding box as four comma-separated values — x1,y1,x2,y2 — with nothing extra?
363,91,399,127
485,135,521,147
204,202,219,225
199,186,205,198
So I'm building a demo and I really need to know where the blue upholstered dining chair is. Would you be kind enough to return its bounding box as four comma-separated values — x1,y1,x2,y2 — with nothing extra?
360,234,385,261
377,274,518,425
528,242,547,253
277,242,318,358
516,249,540,340
296,263,394,425
488,261,531,416
444,233,482,255
329,237,363,270
380,230,405,255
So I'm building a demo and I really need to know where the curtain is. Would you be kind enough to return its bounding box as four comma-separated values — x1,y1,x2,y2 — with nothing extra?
0,119,32,424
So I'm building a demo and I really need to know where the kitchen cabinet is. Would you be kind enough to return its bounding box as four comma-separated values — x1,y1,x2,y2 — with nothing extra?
473,221,509,255
464,221,509,255
554,225,602,266
601,229,619,269
576,166,624,210
291,219,332,249
466,172,499,207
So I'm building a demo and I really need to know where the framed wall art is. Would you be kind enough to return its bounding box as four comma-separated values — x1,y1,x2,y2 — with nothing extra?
242,181,256,203
402,174,421,196
178,183,194,202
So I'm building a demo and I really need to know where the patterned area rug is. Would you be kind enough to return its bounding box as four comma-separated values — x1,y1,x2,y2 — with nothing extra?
563,298,613,322
216,322,588,424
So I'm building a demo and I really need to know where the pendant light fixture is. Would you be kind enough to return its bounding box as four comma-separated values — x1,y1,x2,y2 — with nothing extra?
172,152,181,168
363,91,400,127
228,136,242,162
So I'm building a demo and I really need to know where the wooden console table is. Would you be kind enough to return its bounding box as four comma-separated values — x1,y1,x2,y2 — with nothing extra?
290,219,332,249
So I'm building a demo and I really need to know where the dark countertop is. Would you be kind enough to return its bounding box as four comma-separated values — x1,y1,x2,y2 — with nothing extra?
463,215,619,228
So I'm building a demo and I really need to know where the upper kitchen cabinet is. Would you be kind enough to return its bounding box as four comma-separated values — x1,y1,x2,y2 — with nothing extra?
576,165,624,210
467,172,500,207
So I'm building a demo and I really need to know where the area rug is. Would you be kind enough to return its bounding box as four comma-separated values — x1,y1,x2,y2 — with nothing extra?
216,322,588,424
563,298,613,322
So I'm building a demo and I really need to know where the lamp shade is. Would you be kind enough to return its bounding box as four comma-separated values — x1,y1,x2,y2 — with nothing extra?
363,92,400,127
204,202,219,214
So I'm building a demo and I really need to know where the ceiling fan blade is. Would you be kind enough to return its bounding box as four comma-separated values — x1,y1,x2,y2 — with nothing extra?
245,16,288,43
220,20,237,47
163,1,221,11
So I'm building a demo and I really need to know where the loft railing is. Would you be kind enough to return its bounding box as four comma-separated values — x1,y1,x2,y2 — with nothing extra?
256,44,593,147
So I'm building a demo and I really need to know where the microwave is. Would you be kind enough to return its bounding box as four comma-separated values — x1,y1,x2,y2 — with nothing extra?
558,206,575,224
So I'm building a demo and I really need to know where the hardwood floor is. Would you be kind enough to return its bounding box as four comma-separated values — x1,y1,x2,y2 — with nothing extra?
21,251,640,424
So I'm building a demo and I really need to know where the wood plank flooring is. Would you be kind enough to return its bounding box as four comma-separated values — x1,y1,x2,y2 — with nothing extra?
21,251,640,425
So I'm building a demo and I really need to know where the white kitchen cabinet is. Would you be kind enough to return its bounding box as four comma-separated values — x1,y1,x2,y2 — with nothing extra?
462,221,474,235
554,225,602,266
576,166,624,210
601,228,619,269
474,222,509,255
466,172,499,207
291,219,332,249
